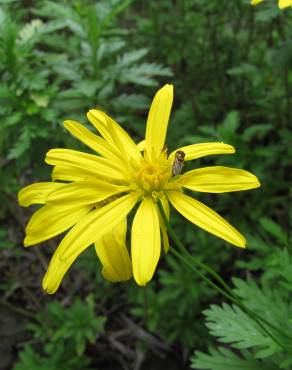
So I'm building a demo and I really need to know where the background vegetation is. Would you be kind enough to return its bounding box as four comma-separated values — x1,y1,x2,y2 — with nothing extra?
0,0,291,369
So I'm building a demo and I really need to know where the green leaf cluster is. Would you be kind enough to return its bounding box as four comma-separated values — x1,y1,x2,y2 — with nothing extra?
14,296,105,370
191,228,292,369
0,0,171,216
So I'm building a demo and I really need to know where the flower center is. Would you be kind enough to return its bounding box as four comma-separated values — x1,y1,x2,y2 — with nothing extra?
132,151,172,196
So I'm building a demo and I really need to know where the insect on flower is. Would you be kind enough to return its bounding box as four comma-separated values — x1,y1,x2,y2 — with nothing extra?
172,150,185,176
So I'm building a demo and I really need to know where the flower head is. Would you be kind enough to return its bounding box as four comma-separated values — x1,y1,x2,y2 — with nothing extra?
251,0,292,9
18,84,260,293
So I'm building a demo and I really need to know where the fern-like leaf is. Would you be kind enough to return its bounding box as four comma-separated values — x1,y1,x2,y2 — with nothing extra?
203,303,281,358
191,347,275,370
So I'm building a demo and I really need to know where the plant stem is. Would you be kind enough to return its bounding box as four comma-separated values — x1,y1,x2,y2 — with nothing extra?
169,247,286,351
157,200,292,352
142,286,148,326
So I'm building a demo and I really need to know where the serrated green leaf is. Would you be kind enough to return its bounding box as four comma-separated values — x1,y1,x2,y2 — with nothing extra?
117,48,149,67
7,126,33,159
203,303,281,357
191,347,274,370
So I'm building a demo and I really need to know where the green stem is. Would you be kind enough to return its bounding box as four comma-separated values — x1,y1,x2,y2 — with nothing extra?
169,247,236,303
157,201,292,352
169,247,286,351
166,214,288,339
167,214,232,295
142,286,148,326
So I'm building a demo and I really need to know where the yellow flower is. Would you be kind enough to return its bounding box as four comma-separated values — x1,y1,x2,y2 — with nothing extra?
18,84,260,293
251,0,264,4
251,0,292,8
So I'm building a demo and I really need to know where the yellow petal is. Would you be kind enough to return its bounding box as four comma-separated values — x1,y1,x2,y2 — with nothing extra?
44,211,132,294
167,191,246,248
169,142,235,161
137,140,145,151
64,120,124,166
46,180,129,206
131,197,161,286
42,251,76,294
58,193,138,261
178,166,261,193
46,149,125,181
95,218,132,282
87,109,114,144
24,205,91,246
102,111,142,165
145,84,173,157
18,182,64,207
52,166,92,182
279,0,292,8
87,110,142,165
251,0,263,5
43,218,132,293
156,196,170,253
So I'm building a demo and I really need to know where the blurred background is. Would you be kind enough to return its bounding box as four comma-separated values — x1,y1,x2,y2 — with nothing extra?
0,0,291,369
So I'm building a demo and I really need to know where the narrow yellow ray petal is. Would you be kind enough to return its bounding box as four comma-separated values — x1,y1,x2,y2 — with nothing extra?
52,166,92,182
24,205,91,246
58,193,138,261
178,166,261,193
95,218,132,282
279,0,292,9
18,182,64,207
167,191,246,248
46,180,129,206
88,110,142,165
169,142,235,161
137,140,145,152
64,120,124,166
87,110,114,144
43,212,132,294
131,197,161,286
156,196,170,253
145,84,173,156
42,251,76,294
46,149,125,181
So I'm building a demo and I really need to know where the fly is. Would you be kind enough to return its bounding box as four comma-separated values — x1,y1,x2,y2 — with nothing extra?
172,150,185,176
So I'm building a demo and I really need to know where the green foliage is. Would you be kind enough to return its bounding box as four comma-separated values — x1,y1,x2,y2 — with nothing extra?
0,227,15,249
30,296,105,356
191,347,275,370
0,0,171,216
192,218,292,370
129,253,213,347
204,303,281,358
14,297,105,370
237,218,291,285
13,344,91,370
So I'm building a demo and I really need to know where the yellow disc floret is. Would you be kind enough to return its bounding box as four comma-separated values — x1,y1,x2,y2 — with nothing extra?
132,150,172,196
